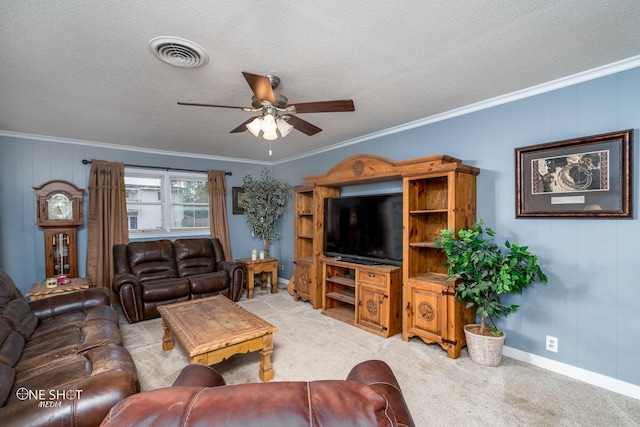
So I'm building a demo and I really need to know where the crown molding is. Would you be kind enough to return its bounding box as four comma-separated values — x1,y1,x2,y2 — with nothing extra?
274,55,640,164
0,131,271,166
2,56,638,166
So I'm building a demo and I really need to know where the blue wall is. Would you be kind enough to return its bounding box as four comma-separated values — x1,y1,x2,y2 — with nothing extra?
1,66,638,388
273,67,640,387
0,138,268,292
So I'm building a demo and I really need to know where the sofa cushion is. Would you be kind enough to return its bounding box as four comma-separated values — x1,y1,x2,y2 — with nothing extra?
188,272,230,295
174,238,216,277
9,354,90,403
141,278,190,302
0,364,15,407
127,240,179,281
1,298,37,340
0,321,25,367
0,269,38,340
15,304,124,373
0,270,38,368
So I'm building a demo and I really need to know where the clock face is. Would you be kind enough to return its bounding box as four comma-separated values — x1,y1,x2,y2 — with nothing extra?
47,193,73,220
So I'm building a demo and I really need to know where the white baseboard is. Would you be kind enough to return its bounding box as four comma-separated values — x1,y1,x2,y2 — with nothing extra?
278,277,639,400
503,346,640,400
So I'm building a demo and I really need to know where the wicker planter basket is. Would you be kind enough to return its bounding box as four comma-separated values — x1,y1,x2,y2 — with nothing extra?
463,324,506,367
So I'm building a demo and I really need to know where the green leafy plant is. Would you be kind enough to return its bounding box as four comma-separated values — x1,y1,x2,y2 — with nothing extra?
434,221,547,336
241,168,293,254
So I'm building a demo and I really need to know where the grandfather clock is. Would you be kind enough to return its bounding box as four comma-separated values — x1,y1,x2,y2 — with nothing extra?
33,180,84,278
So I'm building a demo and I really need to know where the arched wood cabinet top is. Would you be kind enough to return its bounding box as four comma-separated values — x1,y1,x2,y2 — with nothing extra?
302,153,478,186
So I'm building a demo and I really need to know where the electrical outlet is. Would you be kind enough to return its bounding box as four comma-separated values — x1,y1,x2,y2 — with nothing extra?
546,335,558,353
279,264,284,271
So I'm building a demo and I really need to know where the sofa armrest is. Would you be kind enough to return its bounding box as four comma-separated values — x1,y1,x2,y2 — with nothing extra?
172,364,226,388
112,273,141,294
216,261,246,302
346,360,416,427
112,273,144,323
29,288,110,320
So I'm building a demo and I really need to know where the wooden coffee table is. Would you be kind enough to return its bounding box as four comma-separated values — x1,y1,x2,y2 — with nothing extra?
157,296,277,381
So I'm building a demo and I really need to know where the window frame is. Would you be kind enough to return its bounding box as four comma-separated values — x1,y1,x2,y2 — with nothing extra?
125,167,210,240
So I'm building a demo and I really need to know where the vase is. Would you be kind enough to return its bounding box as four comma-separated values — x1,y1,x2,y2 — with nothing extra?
262,239,269,257
463,324,506,367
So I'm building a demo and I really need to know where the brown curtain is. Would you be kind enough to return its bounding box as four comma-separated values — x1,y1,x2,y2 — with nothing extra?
86,160,128,303
208,170,232,260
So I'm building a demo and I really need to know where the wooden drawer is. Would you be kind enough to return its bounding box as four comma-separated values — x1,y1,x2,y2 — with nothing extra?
357,269,387,287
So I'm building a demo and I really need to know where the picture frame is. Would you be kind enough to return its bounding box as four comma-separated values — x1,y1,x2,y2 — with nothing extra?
232,187,245,215
515,129,632,218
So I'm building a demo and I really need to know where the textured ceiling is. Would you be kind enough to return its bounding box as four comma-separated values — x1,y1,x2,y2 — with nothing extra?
1,1,639,162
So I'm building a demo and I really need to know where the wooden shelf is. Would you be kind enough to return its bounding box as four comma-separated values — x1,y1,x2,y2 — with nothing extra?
323,305,355,325
326,275,355,288
408,272,449,285
409,241,437,248
326,289,355,304
297,234,313,240
403,168,478,359
409,209,448,214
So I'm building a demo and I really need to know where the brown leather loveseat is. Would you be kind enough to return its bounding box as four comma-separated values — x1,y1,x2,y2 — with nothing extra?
113,238,245,323
0,269,139,427
101,360,415,426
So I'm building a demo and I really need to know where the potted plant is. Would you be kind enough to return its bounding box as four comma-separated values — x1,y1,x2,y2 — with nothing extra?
241,167,293,256
434,221,547,366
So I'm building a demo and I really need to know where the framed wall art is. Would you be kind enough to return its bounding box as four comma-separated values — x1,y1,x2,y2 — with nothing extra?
515,129,632,218
232,187,245,215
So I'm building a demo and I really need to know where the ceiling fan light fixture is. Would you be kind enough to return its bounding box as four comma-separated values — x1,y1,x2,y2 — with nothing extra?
277,118,293,137
246,117,262,137
263,131,278,141
261,114,277,133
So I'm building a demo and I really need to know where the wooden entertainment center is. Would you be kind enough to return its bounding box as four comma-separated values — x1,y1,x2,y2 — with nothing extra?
292,154,479,358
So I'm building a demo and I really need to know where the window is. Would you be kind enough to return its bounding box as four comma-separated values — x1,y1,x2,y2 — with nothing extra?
125,168,209,237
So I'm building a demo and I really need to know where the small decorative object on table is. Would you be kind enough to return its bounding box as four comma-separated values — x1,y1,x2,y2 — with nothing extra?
57,274,71,285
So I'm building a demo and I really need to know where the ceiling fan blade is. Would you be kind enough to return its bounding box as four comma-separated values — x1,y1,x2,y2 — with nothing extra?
242,72,276,105
288,100,355,114
177,102,246,109
286,115,322,136
230,116,260,133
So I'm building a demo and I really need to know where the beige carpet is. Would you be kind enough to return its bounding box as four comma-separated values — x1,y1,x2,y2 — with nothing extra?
118,286,640,426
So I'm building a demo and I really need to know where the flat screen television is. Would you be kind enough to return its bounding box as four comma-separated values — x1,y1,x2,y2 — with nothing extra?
323,193,403,266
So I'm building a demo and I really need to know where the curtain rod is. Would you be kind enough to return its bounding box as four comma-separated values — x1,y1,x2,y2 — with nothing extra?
81,159,232,176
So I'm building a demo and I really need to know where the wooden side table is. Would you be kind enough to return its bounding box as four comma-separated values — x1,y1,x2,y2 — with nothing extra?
235,257,278,299
26,277,90,301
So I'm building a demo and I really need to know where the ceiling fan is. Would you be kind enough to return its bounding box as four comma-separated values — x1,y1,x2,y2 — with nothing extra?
177,72,355,139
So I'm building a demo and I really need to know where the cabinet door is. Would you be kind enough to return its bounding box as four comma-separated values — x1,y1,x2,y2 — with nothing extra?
405,282,447,342
357,284,387,334
293,261,313,300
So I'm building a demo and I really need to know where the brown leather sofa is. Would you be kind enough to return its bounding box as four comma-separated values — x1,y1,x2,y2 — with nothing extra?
0,269,139,427
113,238,246,323
101,360,415,427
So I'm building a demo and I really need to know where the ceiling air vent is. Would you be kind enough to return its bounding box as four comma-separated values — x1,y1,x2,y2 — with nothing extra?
148,36,209,68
